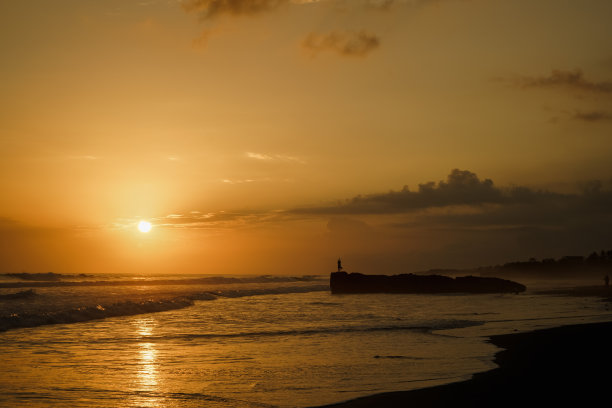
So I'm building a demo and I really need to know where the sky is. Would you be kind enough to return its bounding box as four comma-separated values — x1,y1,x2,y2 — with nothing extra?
1,0,612,275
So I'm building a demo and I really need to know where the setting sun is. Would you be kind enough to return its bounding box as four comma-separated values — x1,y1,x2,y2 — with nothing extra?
138,221,152,233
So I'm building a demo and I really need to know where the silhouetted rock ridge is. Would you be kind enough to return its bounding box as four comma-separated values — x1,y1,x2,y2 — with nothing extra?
330,272,526,294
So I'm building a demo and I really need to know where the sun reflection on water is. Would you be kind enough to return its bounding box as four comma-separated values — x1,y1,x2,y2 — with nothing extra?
132,317,161,407
138,342,158,388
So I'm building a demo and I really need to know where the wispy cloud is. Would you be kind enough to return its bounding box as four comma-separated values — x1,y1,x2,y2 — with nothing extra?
572,110,612,122
502,69,612,125
511,69,612,94
245,152,274,161
245,152,306,163
150,210,286,229
222,178,257,184
302,30,380,57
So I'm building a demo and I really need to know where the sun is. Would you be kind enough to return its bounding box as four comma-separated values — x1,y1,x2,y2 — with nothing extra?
138,220,152,233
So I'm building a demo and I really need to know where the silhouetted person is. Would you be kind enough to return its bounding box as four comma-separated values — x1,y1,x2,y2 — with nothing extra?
605,275,609,288
337,258,343,272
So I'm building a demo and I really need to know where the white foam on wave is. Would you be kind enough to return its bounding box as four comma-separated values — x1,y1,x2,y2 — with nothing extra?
0,284,329,332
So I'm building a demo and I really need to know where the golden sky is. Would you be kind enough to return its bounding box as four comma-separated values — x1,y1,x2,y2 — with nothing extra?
2,0,612,275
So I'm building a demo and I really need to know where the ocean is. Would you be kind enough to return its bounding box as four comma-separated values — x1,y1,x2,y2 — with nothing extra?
1,273,611,407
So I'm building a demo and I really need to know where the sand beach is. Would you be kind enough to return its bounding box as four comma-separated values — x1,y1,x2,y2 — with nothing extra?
315,319,612,407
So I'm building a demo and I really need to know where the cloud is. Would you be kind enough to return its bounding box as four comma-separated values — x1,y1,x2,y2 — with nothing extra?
181,0,463,23
288,169,612,247
408,184,612,253
245,152,306,163
291,169,524,214
181,0,420,51
502,69,612,124
572,110,612,122
128,170,612,242
140,210,290,230
181,0,290,20
246,152,274,161
107,170,612,256
512,69,612,94
222,178,257,184
91,170,612,272
285,170,612,267
302,30,380,57
181,0,415,20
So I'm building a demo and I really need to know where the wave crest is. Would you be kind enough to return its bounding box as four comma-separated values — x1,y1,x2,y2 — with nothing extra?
0,285,328,332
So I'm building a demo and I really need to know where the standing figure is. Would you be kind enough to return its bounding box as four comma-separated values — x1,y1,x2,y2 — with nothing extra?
337,258,343,272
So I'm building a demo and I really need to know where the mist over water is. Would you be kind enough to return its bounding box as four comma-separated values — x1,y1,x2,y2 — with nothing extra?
1,273,611,407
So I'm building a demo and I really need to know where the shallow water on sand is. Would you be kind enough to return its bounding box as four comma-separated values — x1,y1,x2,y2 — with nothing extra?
1,278,611,407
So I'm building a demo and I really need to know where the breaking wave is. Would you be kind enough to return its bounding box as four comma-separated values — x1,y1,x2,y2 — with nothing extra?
0,297,195,332
0,284,328,332
0,289,37,301
0,273,324,288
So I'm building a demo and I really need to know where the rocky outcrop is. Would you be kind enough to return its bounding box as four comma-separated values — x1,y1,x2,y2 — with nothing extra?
330,272,526,294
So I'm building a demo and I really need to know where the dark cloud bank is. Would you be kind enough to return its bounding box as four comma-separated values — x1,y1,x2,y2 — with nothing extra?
291,169,612,232
291,169,577,215
291,169,612,265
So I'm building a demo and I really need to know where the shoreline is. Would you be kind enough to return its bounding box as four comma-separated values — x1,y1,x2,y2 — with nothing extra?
313,320,612,407
535,285,612,300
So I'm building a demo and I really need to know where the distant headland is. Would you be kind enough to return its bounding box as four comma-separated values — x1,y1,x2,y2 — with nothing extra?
425,248,612,280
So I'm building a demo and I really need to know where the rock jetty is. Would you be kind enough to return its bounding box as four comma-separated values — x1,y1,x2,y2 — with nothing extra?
330,271,526,294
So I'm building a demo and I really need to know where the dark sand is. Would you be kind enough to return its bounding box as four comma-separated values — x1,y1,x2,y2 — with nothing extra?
315,321,612,407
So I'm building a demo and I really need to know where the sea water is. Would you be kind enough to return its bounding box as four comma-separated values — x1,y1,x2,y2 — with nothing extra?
1,274,611,407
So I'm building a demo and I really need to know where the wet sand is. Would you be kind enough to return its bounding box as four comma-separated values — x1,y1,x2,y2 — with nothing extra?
535,285,612,300
314,321,612,407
